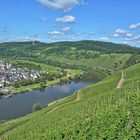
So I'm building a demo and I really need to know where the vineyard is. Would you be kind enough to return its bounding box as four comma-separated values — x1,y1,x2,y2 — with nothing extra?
0,63,140,139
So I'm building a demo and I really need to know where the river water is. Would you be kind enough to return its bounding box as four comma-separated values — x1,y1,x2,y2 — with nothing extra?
0,80,95,120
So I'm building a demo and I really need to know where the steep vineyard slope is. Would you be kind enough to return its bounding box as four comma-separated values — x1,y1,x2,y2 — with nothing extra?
0,63,140,139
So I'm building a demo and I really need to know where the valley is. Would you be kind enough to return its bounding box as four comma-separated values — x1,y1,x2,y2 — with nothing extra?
1,1,140,139
1,58,140,139
0,40,140,139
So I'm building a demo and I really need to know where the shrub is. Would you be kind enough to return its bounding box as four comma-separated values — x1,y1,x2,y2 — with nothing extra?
32,103,42,112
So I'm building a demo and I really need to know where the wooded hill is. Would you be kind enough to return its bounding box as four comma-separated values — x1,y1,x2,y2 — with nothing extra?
0,40,140,139
0,40,140,72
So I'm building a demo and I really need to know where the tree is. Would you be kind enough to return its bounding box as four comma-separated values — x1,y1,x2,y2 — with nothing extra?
13,82,20,88
40,82,46,88
114,62,118,69
32,103,42,112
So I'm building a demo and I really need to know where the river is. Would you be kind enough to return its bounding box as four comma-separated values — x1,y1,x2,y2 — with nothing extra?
0,80,95,120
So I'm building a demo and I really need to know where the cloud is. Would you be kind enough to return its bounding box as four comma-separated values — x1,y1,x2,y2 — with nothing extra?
0,36,40,43
113,34,120,37
41,17,48,22
113,29,128,38
1,26,8,33
47,31,63,36
113,29,137,43
0,37,11,42
100,37,110,42
114,29,133,39
62,27,71,33
56,15,76,23
129,23,140,30
88,32,94,36
36,17,48,23
37,0,84,11
125,33,133,38
124,34,140,46
124,40,128,44
115,29,127,35
125,35,140,42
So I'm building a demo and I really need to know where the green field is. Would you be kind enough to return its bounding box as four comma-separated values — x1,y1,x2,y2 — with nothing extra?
9,59,60,74
0,41,139,71
0,40,140,139
9,69,82,94
0,62,140,139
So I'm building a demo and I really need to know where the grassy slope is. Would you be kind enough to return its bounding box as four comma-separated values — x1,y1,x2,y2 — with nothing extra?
0,41,137,71
0,63,140,140
44,53,132,71
7,59,60,74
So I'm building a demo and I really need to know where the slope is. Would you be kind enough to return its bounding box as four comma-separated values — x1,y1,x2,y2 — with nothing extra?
0,63,140,140
0,40,138,71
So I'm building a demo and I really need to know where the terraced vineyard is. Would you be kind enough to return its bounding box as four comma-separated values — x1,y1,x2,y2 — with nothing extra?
0,63,140,140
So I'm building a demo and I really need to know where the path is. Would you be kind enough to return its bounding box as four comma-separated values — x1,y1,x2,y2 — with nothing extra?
47,90,81,114
117,70,125,89
0,91,81,138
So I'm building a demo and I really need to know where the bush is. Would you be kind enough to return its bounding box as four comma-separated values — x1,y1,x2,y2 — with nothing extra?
32,103,42,112
40,82,46,88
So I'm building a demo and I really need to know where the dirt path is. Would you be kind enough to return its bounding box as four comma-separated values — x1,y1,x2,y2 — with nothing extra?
47,90,81,114
117,70,125,89
0,92,81,138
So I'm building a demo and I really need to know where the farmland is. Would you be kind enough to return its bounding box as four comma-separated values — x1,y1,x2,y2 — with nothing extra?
0,40,138,95
1,0,140,139
0,41,140,139
0,62,140,139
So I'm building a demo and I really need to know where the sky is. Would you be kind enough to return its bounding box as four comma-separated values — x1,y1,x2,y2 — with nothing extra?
0,0,140,47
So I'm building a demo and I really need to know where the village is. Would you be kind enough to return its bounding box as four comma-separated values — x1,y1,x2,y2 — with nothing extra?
0,60,43,92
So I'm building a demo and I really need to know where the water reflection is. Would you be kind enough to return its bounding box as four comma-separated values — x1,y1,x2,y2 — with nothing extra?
0,81,95,120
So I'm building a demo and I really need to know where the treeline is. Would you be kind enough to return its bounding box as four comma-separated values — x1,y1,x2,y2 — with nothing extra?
51,40,140,54
0,40,140,71
11,62,41,70
13,72,63,88
125,54,140,68
43,59,91,71
63,51,101,60
0,40,140,61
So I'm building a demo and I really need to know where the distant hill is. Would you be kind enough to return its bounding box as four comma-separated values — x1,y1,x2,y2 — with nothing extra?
0,40,140,71
0,40,140,54
51,40,140,53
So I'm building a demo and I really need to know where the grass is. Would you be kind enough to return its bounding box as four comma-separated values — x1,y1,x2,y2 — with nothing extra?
0,63,140,139
10,83,41,94
45,69,78,86
44,53,132,71
10,69,82,94
0,42,133,71
9,59,60,74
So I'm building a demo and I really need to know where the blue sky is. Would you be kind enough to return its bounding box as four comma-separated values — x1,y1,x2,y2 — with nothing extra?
0,0,140,46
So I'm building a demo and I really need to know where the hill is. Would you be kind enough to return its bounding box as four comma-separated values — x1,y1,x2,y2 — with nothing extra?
0,63,140,139
0,40,140,72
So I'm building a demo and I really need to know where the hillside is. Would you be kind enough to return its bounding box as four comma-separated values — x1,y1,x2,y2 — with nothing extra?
0,63,140,139
0,40,140,72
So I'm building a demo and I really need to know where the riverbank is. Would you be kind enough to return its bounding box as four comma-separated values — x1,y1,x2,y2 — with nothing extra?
0,69,84,96
0,67,107,98
0,68,106,120
0,80,93,120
